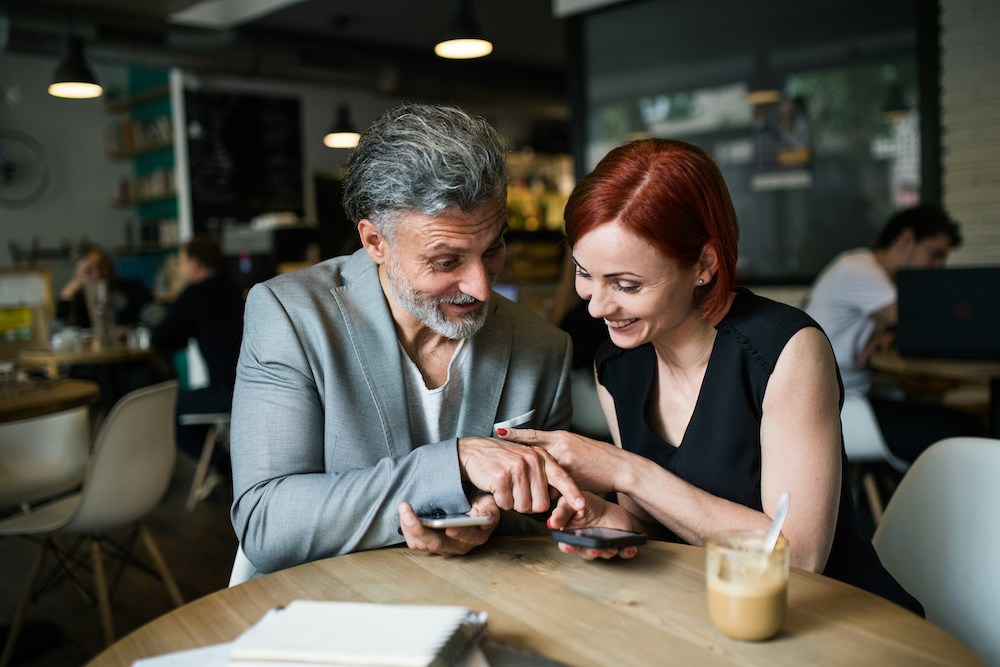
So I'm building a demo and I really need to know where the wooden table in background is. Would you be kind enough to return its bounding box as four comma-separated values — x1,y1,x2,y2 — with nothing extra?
0,378,100,423
89,537,980,667
872,349,1000,437
18,347,154,379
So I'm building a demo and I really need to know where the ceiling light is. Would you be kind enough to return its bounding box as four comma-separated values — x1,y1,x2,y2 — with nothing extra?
434,0,493,60
48,35,103,99
323,104,360,149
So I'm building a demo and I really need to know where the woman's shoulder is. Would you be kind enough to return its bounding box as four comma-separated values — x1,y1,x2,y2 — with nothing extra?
719,288,822,370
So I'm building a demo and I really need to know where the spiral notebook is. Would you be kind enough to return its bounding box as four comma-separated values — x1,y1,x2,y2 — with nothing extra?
226,600,487,667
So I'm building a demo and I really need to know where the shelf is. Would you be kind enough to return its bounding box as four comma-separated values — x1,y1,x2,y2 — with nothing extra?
111,193,177,208
106,140,174,161
103,84,171,113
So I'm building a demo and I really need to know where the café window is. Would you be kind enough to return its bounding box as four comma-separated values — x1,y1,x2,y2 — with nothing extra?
575,0,920,283
583,56,918,284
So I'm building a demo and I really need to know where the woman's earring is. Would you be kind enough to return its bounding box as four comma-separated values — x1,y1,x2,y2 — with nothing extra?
697,278,705,285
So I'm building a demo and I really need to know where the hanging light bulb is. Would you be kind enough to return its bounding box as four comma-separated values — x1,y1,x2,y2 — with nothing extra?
49,35,103,99
323,104,360,148
434,0,493,60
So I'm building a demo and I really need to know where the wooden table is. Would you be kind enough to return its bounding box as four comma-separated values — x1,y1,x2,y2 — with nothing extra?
89,537,981,666
872,349,1000,437
18,346,154,379
0,378,100,423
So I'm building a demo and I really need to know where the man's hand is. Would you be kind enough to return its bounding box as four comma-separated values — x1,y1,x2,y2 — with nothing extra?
457,436,585,515
497,427,622,494
398,495,498,556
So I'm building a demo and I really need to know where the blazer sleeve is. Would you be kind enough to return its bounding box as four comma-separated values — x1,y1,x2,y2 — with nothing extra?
230,282,467,574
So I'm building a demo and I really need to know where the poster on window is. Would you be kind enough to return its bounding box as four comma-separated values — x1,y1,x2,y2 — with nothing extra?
751,95,813,190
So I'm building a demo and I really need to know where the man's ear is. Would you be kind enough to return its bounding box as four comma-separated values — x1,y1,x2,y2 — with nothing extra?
358,219,388,264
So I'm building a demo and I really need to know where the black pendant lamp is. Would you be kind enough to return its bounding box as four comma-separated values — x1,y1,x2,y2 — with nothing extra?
434,0,493,60
49,35,103,99
323,104,360,149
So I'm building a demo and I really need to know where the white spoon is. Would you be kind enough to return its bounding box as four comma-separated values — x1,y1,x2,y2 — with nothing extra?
763,491,791,553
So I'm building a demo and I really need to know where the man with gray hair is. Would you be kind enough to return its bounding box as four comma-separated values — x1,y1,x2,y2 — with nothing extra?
231,104,583,574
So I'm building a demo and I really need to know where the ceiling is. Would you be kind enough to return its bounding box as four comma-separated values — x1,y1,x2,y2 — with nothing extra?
1,0,571,107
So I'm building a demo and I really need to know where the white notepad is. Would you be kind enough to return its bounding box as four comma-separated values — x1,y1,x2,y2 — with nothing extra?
227,600,487,667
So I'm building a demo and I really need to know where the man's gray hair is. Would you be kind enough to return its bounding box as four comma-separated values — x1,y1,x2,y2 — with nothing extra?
342,103,508,241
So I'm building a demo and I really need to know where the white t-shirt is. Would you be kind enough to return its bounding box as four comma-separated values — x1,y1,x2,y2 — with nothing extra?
804,248,895,393
399,339,467,445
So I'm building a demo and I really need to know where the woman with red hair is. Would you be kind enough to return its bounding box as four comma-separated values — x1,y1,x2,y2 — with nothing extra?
500,138,921,614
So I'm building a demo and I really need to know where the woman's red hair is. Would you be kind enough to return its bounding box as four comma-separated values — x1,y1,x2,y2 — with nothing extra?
564,138,740,320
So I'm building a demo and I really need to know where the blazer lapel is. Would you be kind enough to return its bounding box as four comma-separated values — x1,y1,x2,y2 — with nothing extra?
331,253,411,457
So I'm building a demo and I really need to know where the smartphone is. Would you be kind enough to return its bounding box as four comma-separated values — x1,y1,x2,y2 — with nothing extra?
418,513,493,529
550,527,648,550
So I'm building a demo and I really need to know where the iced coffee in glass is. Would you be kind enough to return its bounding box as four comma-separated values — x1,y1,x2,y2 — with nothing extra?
705,528,789,641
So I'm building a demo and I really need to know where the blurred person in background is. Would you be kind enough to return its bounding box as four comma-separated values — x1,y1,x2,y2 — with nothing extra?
152,235,244,496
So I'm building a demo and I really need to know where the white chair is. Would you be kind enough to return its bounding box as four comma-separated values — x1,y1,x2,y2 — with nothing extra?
840,391,908,523
0,406,90,510
229,543,256,587
873,436,1000,666
178,411,231,511
0,381,184,667
569,368,612,440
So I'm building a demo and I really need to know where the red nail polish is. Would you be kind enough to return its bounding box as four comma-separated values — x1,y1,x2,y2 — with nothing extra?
496,428,508,436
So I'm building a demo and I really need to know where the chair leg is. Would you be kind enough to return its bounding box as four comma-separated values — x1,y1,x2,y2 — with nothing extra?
863,472,885,524
0,545,47,667
138,523,184,607
186,425,219,511
90,538,115,646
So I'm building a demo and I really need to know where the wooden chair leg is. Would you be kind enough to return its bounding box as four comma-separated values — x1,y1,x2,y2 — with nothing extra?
186,425,219,511
89,538,115,646
139,524,184,607
0,545,47,667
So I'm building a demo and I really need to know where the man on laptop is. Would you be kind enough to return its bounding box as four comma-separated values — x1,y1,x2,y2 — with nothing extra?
806,204,983,462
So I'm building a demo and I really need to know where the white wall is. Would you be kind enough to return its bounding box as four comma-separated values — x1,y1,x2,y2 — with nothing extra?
1,53,131,288
941,0,1000,266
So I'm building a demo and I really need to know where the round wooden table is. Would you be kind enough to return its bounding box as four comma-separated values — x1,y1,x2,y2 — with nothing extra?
0,378,100,423
18,347,154,379
88,537,981,666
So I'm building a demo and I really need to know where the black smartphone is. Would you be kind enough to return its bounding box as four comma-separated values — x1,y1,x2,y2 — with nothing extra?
550,527,648,549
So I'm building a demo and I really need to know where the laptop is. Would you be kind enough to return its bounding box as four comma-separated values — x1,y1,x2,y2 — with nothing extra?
896,267,1000,360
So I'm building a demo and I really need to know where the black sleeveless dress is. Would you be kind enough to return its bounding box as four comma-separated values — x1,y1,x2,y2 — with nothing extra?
595,288,923,615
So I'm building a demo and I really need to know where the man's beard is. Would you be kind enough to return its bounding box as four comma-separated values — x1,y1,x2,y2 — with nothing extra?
386,254,491,340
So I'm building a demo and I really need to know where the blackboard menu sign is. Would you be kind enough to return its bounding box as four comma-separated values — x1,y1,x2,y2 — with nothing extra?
184,89,303,231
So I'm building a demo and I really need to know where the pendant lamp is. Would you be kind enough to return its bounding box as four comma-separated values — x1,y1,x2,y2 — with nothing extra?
49,35,103,99
881,81,909,123
323,104,360,149
434,0,493,59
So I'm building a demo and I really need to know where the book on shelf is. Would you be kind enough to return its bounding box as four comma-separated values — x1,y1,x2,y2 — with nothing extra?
227,600,487,667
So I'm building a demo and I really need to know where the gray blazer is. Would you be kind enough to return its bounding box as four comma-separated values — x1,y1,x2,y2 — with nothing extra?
230,249,573,573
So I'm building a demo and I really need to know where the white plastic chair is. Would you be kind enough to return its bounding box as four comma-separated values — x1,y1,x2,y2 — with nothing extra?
0,406,90,509
178,411,231,511
229,543,257,587
0,381,184,666
840,391,908,522
873,436,1000,666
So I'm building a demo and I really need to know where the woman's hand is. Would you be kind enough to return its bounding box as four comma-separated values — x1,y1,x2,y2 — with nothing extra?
496,427,624,494
397,494,499,556
547,489,640,561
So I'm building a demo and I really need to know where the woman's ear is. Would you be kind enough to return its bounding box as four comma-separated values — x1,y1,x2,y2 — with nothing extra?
697,243,719,284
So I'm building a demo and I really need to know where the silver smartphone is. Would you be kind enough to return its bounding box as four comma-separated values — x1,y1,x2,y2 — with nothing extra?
418,513,493,529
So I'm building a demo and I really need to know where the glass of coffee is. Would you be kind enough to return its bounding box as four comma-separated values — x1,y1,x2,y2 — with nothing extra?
705,528,789,641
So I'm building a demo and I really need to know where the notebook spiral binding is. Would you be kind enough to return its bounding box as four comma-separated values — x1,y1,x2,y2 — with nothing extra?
429,611,488,667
